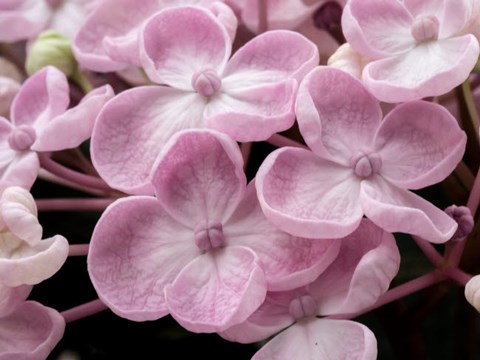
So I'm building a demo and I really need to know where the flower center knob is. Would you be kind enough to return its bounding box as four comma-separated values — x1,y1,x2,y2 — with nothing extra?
192,69,222,97
411,16,440,42
352,153,381,179
288,295,317,320
194,220,225,251
8,126,36,151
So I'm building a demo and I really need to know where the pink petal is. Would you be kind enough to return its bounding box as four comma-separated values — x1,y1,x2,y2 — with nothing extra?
221,30,319,88
48,0,93,40
73,0,163,71
252,318,377,360
295,67,382,161
205,80,297,142
227,183,342,291
375,101,466,190
88,196,198,321
165,245,267,333
361,176,457,243
0,186,41,246
342,0,414,59
0,284,31,317
404,0,472,38
220,290,296,343
0,234,69,287
0,301,65,360
0,0,50,42
363,35,480,102
151,129,246,227
32,85,114,152
91,86,206,194
11,66,69,128
0,150,39,191
256,147,363,239
140,6,231,89
310,219,400,315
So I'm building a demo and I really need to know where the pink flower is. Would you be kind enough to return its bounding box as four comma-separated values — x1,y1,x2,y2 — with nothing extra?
73,0,236,72
221,219,400,359
88,129,340,333
0,66,113,190
342,0,480,102
256,67,466,242
91,5,318,194
0,283,65,359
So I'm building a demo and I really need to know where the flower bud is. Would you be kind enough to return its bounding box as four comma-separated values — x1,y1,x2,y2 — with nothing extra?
25,30,77,77
465,275,480,312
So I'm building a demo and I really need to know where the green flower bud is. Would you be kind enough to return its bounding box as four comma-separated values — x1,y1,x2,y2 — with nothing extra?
25,30,77,77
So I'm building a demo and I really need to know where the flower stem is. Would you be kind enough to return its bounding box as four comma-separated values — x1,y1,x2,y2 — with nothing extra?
413,235,444,267
266,133,308,149
258,0,268,33
68,244,89,256
61,299,108,323
443,266,472,286
241,142,252,171
36,198,115,211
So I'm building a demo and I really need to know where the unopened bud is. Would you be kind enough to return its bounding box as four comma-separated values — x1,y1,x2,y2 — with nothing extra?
25,31,77,77
445,205,474,241
465,275,480,312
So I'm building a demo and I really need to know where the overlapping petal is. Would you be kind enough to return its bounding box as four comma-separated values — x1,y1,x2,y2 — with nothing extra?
296,66,382,161
91,86,206,194
11,66,69,128
227,183,341,291
31,84,114,152
140,6,231,89
311,219,400,315
165,245,266,333
0,0,50,42
256,147,363,239
360,176,457,243
252,318,377,360
342,0,414,59
375,101,467,190
363,35,480,102
88,196,198,321
0,301,65,360
151,129,246,227
0,283,31,317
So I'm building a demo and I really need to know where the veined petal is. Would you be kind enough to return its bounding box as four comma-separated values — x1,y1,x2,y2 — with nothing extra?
363,35,480,102
221,30,318,89
256,147,363,239
0,234,69,287
296,67,382,161
252,318,377,360
88,196,198,321
151,129,246,228
0,301,65,360
32,85,114,152
310,219,400,315
91,86,206,194
361,176,457,243
11,66,69,129
205,80,296,142
375,101,466,189
0,151,39,191
342,0,414,59
226,183,341,291
165,245,267,333
140,6,231,89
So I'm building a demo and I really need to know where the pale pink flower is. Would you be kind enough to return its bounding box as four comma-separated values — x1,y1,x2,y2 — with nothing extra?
0,66,113,190
342,0,480,102
221,219,400,359
91,5,318,194
88,130,340,333
0,57,22,118
256,67,466,243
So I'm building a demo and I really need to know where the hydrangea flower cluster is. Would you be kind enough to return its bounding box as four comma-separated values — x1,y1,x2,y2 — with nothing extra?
0,0,479,359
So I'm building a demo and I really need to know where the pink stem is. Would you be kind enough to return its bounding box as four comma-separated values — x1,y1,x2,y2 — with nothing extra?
39,153,115,193
38,169,108,197
330,271,445,320
266,134,308,149
68,244,89,256
241,142,252,171
413,236,444,267
443,266,473,286
61,299,108,323
36,198,115,211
